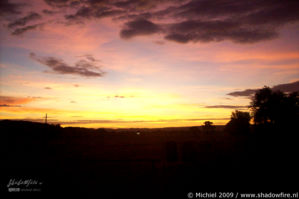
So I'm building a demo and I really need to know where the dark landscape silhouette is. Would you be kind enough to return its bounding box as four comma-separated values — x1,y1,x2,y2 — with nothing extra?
1,0,299,198
2,87,299,198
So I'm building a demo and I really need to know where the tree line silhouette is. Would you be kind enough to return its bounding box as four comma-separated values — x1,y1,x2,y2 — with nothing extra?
219,86,299,134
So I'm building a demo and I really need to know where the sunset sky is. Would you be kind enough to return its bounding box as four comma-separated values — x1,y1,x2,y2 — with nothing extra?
0,0,299,128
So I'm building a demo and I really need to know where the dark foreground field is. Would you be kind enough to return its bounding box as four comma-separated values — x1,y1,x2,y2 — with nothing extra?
1,120,298,198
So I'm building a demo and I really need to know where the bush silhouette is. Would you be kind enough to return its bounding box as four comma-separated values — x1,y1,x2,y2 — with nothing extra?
225,110,251,134
202,121,215,133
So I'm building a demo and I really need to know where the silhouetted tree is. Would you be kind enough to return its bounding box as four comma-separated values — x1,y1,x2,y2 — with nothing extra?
250,87,299,130
249,87,299,176
202,121,215,133
225,110,251,134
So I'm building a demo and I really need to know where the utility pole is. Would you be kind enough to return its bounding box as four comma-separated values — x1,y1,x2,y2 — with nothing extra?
45,113,47,124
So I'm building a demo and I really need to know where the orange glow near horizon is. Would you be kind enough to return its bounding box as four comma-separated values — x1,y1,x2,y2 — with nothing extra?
0,93,234,128
0,0,298,128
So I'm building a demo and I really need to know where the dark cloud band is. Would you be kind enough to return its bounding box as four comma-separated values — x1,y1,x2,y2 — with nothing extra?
205,105,248,109
120,18,161,39
1,0,299,44
0,0,22,16
228,81,299,97
8,12,41,28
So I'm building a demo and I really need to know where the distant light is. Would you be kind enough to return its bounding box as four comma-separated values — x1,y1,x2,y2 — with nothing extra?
136,132,140,135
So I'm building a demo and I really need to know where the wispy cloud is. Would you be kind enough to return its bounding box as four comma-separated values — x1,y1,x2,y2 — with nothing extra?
205,105,248,109
0,104,22,107
227,89,257,97
11,23,44,35
59,118,230,125
106,95,135,99
8,12,42,28
29,52,105,77
0,95,40,106
228,81,299,97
